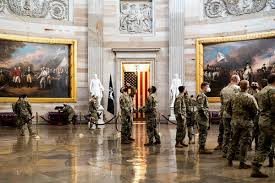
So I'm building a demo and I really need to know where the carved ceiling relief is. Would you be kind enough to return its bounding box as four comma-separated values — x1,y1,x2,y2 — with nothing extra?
204,0,275,18
120,0,153,34
0,0,70,21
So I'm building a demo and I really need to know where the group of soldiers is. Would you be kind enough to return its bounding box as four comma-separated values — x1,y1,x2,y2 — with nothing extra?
213,73,275,178
12,73,275,178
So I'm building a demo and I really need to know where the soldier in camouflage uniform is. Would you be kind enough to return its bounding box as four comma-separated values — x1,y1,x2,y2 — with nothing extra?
120,87,132,144
62,104,77,125
196,82,212,154
13,95,35,136
227,80,258,169
185,92,195,144
251,74,275,178
126,83,137,142
220,75,240,156
89,95,99,128
174,86,187,148
140,86,161,146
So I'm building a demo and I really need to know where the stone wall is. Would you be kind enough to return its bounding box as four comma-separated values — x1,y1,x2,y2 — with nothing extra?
184,0,275,110
102,0,169,116
0,0,88,118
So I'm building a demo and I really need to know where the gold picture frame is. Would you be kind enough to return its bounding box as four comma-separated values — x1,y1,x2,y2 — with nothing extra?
196,31,275,103
0,33,77,103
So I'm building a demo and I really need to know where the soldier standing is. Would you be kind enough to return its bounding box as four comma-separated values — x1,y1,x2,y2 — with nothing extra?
140,86,161,146
226,80,258,169
62,104,77,125
89,95,99,128
174,86,187,148
126,83,137,142
187,94,196,144
196,82,212,154
13,95,35,136
251,74,275,178
120,87,132,144
219,75,240,156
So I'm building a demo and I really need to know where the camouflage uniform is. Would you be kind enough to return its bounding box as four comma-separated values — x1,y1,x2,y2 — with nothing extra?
13,99,34,136
226,92,258,164
184,95,194,142
252,85,275,172
195,92,209,149
63,105,77,124
89,97,99,126
120,92,132,142
252,91,260,150
174,93,187,144
220,84,240,155
128,87,137,140
142,93,160,144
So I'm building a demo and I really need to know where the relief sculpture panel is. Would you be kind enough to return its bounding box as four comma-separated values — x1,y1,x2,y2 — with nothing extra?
120,0,153,34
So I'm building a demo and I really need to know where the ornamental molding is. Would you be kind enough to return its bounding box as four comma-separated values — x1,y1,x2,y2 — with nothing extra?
0,0,72,21
204,0,275,18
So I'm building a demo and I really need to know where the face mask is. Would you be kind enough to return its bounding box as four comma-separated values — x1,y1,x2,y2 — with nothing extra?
251,86,258,90
206,87,211,93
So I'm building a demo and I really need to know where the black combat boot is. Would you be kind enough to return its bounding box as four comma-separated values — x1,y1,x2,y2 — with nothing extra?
128,137,135,141
251,163,268,178
154,140,161,145
239,162,251,169
144,142,154,146
175,142,183,148
228,160,233,167
180,141,188,147
268,156,274,167
199,146,213,154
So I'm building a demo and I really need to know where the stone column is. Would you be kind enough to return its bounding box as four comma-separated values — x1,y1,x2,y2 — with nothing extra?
88,0,104,82
169,0,185,121
88,0,104,127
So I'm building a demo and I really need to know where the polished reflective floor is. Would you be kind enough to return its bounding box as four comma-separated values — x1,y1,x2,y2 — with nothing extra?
0,123,274,183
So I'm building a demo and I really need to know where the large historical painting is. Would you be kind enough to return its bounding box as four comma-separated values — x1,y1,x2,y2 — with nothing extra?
0,34,77,103
196,32,275,102
120,0,153,34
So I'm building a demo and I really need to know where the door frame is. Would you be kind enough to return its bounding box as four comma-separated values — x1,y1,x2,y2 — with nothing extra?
112,48,160,114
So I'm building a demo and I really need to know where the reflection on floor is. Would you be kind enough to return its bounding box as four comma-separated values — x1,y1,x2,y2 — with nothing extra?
0,124,274,183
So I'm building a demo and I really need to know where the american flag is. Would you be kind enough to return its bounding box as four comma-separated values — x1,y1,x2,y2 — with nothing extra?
124,71,149,119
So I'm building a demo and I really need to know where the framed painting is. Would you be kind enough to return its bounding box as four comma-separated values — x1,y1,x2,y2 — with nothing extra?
0,34,77,103
196,31,275,102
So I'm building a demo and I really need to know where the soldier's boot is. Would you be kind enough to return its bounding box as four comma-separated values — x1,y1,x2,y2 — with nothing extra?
214,144,222,150
239,162,251,169
144,142,154,146
199,146,213,154
175,142,183,148
121,138,131,144
180,141,188,147
268,156,274,167
72,115,77,125
251,164,268,178
154,140,161,145
128,137,135,141
228,160,233,167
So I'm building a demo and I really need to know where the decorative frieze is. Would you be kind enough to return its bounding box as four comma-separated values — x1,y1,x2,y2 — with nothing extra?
204,0,275,18
0,0,72,21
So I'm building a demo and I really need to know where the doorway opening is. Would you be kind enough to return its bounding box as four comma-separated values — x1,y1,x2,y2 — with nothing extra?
122,63,151,121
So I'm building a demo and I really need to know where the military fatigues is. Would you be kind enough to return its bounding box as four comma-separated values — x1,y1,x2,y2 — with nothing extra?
128,87,136,140
63,105,77,124
226,92,258,164
120,92,132,142
174,93,187,144
89,97,98,126
13,99,34,136
220,84,240,155
252,85,275,173
142,93,160,144
185,95,195,142
252,91,260,150
195,92,209,149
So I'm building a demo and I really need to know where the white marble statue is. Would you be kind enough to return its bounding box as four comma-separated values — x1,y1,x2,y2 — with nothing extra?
89,74,104,108
170,74,182,107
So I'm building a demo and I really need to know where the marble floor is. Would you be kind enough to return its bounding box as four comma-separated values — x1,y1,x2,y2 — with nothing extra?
0,123,274,183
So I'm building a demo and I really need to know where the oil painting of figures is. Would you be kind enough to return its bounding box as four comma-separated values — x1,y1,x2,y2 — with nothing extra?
203,38,275,97
0,40,70,98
